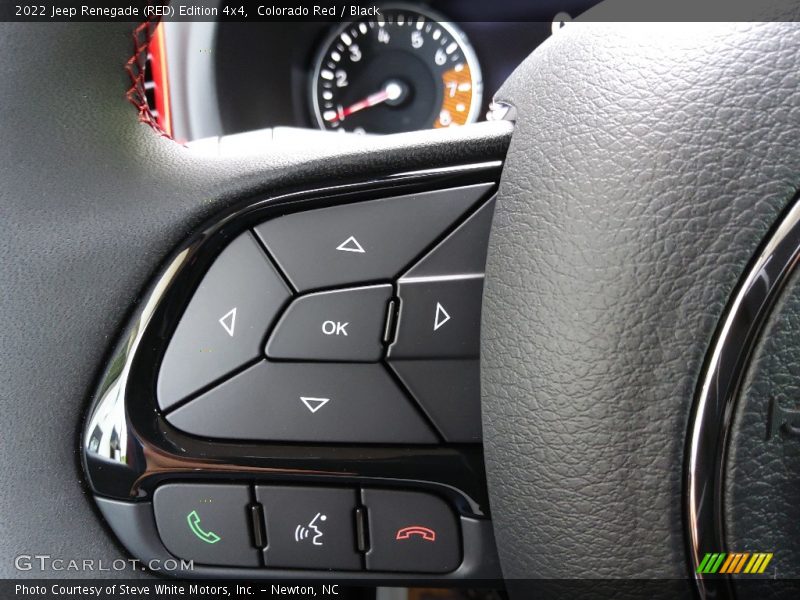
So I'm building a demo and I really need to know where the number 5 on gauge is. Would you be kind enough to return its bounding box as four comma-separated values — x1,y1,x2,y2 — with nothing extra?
186,510,221,544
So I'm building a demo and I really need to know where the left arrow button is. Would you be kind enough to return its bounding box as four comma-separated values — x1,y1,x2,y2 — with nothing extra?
219,307,237,337
157,233,291,411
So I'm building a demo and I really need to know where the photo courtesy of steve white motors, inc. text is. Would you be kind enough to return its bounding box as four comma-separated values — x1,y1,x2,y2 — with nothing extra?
14,583,344,597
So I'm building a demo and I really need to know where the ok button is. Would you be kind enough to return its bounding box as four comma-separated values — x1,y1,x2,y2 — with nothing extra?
266,285,392,362
322,320,349,336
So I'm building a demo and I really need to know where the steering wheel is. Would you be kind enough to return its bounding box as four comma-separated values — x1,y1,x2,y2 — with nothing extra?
2,8,800,598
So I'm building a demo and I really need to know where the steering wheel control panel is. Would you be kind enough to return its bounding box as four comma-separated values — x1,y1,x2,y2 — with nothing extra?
158,183,494,444
82,166,501,579
153,484,460,573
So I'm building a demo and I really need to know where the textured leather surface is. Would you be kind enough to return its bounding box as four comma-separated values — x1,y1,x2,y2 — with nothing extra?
482,20,800,579
0,23,511,577
725,267,800,578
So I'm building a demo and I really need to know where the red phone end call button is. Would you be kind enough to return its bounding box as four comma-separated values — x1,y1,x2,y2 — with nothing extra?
395,525,437,541
361,489,461,573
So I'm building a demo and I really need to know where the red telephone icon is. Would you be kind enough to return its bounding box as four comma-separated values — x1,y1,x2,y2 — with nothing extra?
395,526,436,542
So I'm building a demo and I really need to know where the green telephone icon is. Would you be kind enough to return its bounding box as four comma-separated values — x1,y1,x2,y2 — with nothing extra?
186,510,221,544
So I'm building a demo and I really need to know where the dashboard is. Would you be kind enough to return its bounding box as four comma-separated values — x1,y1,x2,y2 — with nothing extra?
156,0,599,142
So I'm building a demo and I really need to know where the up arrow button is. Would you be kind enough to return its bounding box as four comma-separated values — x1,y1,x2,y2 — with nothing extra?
336,236,365,253
254,183,493,291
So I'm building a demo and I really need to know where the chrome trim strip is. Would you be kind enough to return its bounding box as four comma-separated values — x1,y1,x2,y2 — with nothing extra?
686,193,800,598
400,273,484,283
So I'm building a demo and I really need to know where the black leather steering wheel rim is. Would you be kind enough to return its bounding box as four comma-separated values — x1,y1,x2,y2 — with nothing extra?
482,19,800,585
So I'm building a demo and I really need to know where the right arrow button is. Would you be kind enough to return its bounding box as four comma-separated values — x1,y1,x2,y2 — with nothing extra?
433,302,451,331
386,196,495,443
388,195,494,360
389,276,483,360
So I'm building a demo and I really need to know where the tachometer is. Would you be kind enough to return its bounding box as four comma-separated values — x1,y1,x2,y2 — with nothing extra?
310,6,483,134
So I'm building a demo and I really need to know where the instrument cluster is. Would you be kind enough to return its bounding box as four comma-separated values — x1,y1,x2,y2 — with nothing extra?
167,1,598,140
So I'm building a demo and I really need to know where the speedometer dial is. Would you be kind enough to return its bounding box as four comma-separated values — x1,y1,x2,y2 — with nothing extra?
310,6,483,134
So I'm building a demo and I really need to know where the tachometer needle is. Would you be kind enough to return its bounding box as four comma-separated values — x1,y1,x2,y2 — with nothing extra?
326,82,403,123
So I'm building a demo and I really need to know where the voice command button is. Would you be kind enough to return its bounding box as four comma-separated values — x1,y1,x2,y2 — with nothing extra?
255,486,361,570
